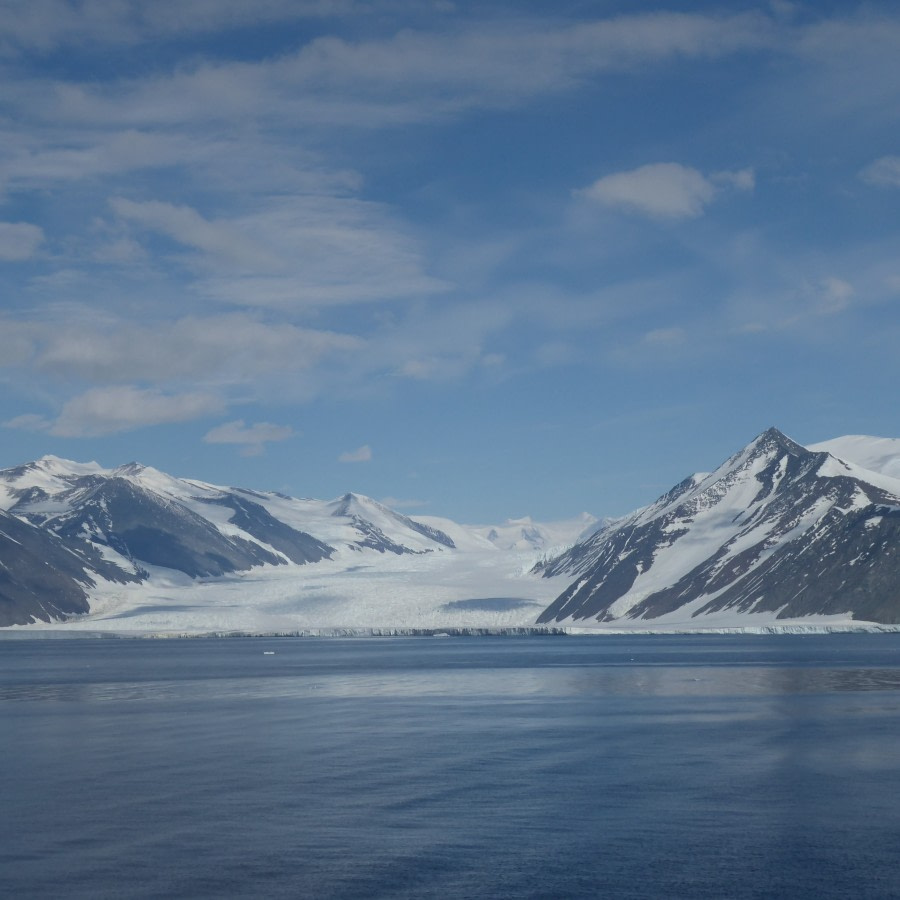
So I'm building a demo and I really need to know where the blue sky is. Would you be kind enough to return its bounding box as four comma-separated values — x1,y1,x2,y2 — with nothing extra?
1,0,899,522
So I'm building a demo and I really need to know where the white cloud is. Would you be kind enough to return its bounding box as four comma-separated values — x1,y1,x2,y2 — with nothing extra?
110,197,282,271
860,156,900,188
581,163,754,220
338,444,372,463
265,12,776,124
581,163,715,220
203,419,294,456
1,131,203,188
0,222,44,260
48,386,224,437
3,413,51,432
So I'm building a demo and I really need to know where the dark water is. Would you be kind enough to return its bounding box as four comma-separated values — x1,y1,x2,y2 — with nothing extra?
4,635,900,899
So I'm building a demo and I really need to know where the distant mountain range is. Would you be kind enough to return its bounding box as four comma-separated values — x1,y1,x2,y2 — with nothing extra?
2,429,899,631
0,456,585,629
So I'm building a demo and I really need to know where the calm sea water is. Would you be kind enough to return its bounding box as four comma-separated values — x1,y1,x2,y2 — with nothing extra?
4,634,900,899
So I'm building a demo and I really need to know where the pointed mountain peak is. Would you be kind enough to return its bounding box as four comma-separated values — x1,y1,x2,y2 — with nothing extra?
112,462,147,476
749,427,804,453
726,427,809,470
330,491,380,518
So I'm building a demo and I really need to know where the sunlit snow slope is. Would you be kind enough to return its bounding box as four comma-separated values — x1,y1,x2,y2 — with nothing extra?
808,435,900,480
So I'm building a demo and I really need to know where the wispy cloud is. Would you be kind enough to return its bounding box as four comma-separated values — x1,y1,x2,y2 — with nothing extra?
6,386,225,437
6,12,778,130
110,198,282,271
19,313,361,385
109,195,447,309
860,156,900,188
203,419,294,456
338,444,372,463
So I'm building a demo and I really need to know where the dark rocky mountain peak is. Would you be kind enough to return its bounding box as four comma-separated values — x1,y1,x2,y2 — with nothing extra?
538,428,900,626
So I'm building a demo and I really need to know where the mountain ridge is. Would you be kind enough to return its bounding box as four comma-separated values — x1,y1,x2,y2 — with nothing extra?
537,428,900,626
2,428,899,631
0,455,581,628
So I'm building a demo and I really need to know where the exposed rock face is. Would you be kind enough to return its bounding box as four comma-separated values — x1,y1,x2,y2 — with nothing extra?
538,428,900,625
0,509,140,627
34,477,291,578
206,493,332,565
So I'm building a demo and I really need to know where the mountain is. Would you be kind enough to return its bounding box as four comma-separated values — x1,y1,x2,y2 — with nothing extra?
2,458,333,579
5,432,900,633
0,457,466,627
328,493,455,553
537,428,900,627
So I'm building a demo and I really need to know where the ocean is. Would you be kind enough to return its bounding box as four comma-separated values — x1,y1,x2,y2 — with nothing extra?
3,634,900,898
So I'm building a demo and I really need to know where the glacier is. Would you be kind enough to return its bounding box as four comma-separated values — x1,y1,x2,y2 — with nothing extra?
3,428,900,635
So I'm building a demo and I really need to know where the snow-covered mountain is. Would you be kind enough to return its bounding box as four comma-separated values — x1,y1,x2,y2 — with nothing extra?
0,457,460,574
4,430,900,633
537,428,900,627
0,456,568,630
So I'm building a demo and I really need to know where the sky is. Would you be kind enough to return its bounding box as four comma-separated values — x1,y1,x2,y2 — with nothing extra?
1,0,899,523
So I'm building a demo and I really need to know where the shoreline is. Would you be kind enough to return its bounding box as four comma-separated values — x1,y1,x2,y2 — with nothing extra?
4,623,900,639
